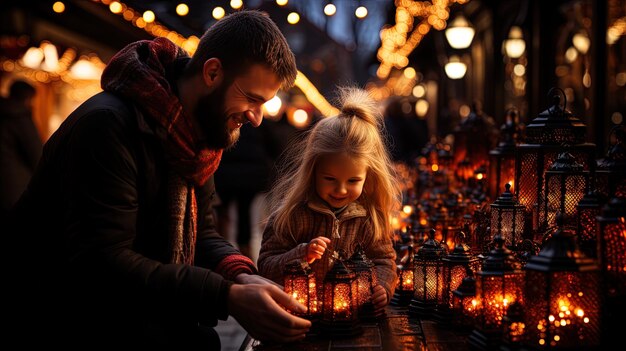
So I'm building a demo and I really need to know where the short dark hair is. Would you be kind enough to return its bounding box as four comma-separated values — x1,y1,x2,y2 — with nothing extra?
9,80,36,101
188,10,297,89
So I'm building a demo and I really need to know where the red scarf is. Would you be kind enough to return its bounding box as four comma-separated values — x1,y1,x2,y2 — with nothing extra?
101,38,222,265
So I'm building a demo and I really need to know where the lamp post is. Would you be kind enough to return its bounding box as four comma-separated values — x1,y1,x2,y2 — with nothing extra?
524,214,600,350
346,245,383,321
469,236,525,351
409,229,447,319
444,14,475,49
283,261,319,319
319,259,362,338
515,88,596,239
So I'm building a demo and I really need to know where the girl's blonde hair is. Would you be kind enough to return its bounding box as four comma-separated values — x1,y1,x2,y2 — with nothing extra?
267,86,402,241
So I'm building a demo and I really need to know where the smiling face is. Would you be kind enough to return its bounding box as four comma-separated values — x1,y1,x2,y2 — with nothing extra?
196,63,282,149
315,153,368,209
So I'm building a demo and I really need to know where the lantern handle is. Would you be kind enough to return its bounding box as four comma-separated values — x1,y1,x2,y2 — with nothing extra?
546,87,567,117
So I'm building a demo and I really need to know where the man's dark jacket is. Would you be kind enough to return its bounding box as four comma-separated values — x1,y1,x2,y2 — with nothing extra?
9,91,239,347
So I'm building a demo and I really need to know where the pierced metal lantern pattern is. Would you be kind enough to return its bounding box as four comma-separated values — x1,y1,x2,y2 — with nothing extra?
543,152,588,230
596,126,626,198
576,190,603,259
346,245,383,321
490,183,525,248
283,261,318,317
488,110,519,199
469,236,525,351
409,229,447,318
451,269,478,330
524,215,601,350
319,259,362,337
597,197,626,298
515,89,596,234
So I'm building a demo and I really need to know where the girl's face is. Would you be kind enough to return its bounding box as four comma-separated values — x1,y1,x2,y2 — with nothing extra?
315,153,368,209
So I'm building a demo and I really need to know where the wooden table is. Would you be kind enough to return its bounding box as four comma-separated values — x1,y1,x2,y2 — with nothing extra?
239,305,471,351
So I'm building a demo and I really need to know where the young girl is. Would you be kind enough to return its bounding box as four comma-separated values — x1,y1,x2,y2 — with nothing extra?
258,87,401,312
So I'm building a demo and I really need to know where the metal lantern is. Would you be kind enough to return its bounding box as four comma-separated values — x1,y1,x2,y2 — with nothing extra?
515,89,596,235
409,229,447,318
451,268,478,330
543,152,589,232
524,214,601,350
469,236,525,351
576,190,604,259
391,245,415,306
435,232,480,325
319,259,362,337
490,183,525,249
346,245,383,321
596,126,626,198
597,197,626,348
283,261,319,318
488,109,520,199
452,101,498,172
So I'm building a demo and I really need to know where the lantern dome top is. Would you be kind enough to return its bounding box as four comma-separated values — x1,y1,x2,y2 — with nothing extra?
525,88,588,145
480,235,522,274
284,260,313,275
324,259,356,282
346,244,374,270
524,213,598,272
416,228,446,259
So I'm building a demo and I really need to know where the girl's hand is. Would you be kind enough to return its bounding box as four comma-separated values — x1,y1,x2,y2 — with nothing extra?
305,236,331,264
371,285,388,311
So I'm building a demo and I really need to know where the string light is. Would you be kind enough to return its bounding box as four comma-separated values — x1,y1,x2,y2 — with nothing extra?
176,3,189,16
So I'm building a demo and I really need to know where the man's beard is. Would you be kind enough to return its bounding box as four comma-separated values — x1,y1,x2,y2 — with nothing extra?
195,81,240,150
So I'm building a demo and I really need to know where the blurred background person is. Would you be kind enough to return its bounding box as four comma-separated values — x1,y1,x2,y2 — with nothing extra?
0,79,42,223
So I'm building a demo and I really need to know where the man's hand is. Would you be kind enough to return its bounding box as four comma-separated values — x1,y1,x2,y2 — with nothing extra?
228,283,312,343
234,273,283,288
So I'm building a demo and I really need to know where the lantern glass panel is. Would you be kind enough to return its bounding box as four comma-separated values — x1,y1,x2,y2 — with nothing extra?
525,271,601,349
355,271,374,307
399,268,414,292
491,207,525,247
323,281,358,320
545,173,587,227
414,261,444,302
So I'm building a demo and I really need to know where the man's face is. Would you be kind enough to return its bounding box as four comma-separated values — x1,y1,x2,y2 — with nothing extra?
196,63,282,149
